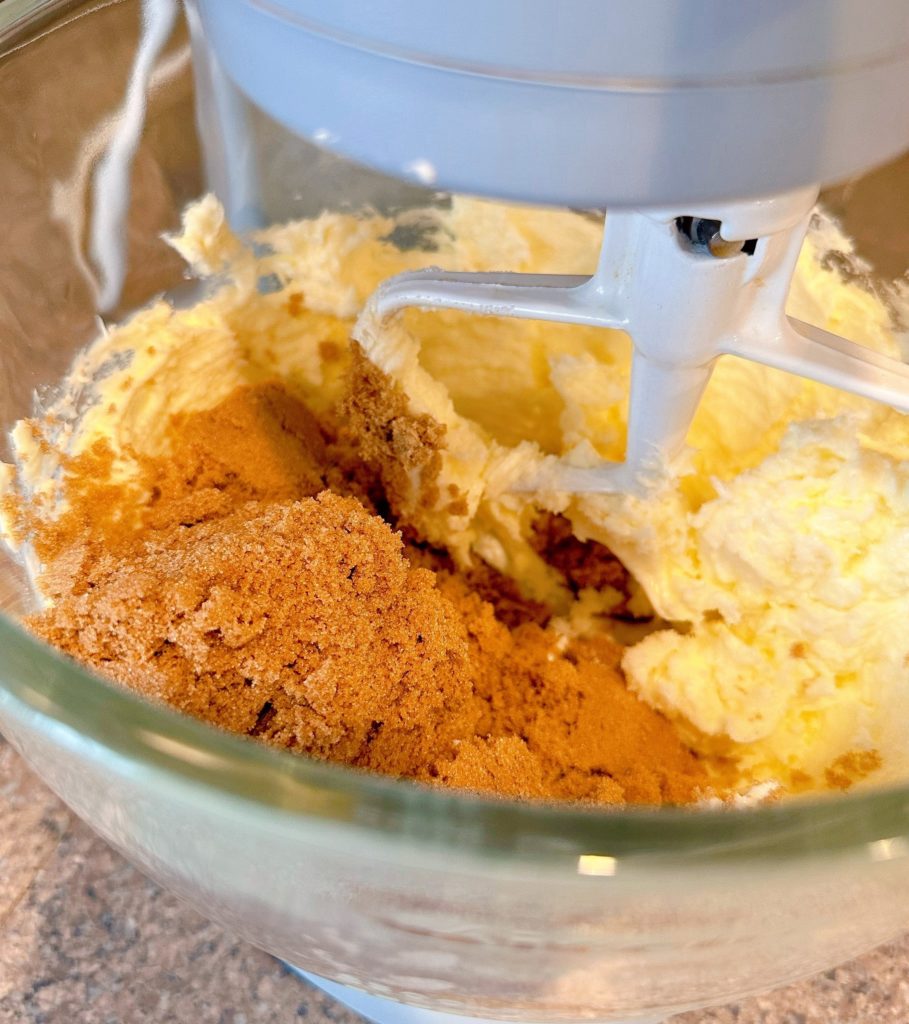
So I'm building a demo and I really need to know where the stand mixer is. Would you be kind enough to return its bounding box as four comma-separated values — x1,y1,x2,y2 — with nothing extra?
24,1,909,1023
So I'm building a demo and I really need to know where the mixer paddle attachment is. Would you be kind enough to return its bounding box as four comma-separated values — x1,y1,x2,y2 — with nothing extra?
365,189,909,496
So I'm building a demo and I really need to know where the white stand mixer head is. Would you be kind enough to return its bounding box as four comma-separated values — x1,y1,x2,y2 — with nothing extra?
192,0,909,208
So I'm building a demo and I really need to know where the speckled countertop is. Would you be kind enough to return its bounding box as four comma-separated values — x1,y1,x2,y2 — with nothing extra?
4,735,909,1024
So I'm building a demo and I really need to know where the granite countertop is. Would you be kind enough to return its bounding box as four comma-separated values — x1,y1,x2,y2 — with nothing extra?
4,736,909,1023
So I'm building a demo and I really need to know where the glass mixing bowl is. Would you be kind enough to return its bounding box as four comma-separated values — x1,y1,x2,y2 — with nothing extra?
2,3,909,1022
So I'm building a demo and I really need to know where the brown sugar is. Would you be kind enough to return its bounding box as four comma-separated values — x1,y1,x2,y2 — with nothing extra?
427,576,710,804
530,512,630,595
339,345,447,520
403,530,552,630
824,750,883,791
31,494,483,775
19,381,717,806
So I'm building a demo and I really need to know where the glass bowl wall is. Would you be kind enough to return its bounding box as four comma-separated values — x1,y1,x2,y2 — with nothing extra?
2,4,909,1022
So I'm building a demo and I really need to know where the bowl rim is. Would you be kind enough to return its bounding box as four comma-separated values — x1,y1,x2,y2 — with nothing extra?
5,613,909,868
0,0,76,52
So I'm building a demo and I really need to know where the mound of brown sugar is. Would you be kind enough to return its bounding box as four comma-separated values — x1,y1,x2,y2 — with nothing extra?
33,494,482,775
21,382,716,805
